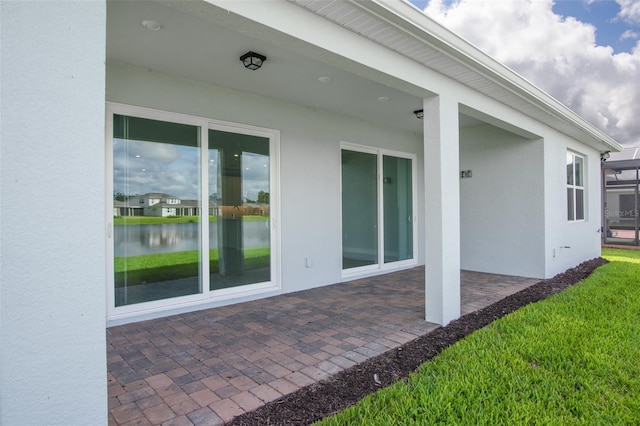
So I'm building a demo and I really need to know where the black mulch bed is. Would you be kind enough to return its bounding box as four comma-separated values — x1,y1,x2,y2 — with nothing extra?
229,257,608,426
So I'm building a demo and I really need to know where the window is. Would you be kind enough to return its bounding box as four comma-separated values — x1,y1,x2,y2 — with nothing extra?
567,152,585,221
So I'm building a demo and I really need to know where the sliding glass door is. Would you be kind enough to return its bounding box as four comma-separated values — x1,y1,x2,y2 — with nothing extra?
108,105,278,315
209,129,271,290
341,145,415,273
341,150,378,269
113,115,202,307
383,155,413,263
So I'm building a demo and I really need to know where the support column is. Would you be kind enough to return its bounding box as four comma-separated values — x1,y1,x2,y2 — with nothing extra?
423,96,460,325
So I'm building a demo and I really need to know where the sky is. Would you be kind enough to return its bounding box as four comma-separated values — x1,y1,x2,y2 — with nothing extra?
113,139,270,201
409,0,640,146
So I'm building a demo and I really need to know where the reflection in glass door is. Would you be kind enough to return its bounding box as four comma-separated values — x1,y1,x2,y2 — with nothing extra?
342,147,415,272
113,115,201,306
209,129,271,290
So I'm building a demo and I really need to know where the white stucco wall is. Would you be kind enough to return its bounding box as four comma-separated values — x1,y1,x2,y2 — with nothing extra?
544,133,602,278
459,125,545,278
0,2,107,425
106,62,424,320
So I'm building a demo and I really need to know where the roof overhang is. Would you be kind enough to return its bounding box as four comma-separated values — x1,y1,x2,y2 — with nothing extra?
108,0,622,152
288,0,622,152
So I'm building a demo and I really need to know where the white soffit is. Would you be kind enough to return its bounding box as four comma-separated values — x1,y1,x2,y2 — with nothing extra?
288,0,622,152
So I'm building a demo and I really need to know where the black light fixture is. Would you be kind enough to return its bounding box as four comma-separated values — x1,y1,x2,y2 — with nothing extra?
240,51,266,70
413,109,424,119
601,151,611,161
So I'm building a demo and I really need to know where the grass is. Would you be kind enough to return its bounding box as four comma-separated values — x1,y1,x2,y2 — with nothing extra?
115,247,269,287
317,248,640,425
114,215,268,225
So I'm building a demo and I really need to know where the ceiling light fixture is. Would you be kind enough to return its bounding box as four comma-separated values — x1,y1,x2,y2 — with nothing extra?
141,20,162,31
414,109,424,119
240,51,267,70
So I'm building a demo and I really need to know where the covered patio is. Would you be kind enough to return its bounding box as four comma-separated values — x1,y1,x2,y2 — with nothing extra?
107,268,538,425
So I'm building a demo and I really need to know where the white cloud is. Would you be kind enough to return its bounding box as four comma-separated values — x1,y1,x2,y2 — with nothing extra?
616,0,640,24
423,0,640,145
114,139,201,199
620,29,639,40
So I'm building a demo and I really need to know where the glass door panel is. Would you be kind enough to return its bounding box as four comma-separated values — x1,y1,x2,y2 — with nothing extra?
113,115,201,306
209,129,271,290
383,156,413,263
342,150,378,269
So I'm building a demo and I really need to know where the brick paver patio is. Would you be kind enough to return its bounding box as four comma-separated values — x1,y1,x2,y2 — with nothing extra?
107,267,539,425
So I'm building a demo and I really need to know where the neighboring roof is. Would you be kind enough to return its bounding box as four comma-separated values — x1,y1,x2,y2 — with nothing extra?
146,203,178,208
135,193,179,199
288,0,622,152
117,204,143,208
608,147,640,162
603,148,640,185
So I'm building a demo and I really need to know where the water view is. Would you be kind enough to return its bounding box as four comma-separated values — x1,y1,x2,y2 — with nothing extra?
114,220,270,256
112,114,273,307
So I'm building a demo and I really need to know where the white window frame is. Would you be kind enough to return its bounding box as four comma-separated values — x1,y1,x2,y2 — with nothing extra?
340,142,418,279
106,103,280,322
567,151,586,222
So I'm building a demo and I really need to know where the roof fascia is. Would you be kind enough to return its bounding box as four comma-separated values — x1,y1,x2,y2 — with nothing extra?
354,0,622,152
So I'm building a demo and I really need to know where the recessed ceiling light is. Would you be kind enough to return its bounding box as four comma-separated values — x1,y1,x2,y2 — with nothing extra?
141,20,162,31
377,96,390,102
318,76,332,83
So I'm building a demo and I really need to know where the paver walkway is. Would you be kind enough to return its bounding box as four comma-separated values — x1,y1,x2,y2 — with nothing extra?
107,267,539,425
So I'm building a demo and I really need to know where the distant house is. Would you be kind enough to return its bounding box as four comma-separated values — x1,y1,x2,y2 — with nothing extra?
127,193,179,217
113,200,125,217
243,203,270,217
176,200,200,217
116,193,201,217
1,1,622,423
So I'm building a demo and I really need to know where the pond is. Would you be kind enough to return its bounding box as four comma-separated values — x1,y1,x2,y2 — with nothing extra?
114,221,270,256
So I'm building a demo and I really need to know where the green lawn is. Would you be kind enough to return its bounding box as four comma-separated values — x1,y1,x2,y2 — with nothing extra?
115,247,269,287
114,215,268,225
317,248,640,425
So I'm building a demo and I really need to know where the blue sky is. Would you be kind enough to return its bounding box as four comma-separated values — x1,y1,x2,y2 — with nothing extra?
409,0,640,145
552,0,638,53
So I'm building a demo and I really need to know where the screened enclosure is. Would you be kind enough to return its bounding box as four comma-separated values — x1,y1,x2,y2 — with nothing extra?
603,150,640,246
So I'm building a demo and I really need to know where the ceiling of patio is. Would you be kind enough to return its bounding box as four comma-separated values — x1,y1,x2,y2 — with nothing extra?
106,0,483,134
